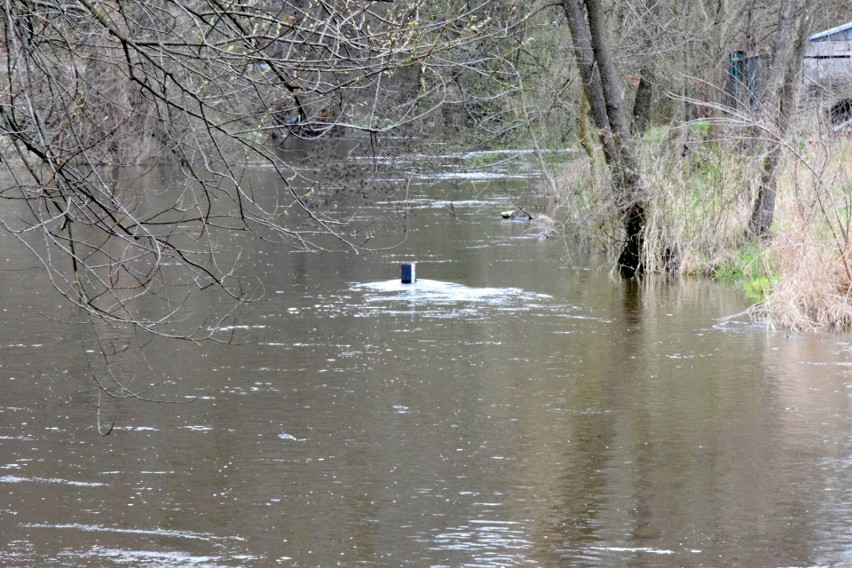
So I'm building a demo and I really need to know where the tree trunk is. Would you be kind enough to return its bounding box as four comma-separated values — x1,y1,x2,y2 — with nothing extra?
563,0,646,277
748,0,807,237
631,0,659,136
632,67,654,135
562,0,617,166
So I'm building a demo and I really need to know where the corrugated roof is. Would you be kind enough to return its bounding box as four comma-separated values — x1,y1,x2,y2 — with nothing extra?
809,21,852,41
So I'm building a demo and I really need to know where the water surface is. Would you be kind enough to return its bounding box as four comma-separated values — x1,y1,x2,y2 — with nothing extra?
0,157,849,567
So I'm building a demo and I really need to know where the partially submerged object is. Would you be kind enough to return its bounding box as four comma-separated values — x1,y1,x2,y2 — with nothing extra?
500,209,533,221
500,210,556,239
401,262,416,284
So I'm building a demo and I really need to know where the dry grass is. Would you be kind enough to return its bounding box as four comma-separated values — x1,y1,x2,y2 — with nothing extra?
549,152,621,257
638,127,755,275
766,228,852,331
551,124,756,269
764,136,852,331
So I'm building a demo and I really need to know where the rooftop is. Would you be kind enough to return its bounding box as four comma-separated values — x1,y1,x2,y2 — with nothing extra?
809,21,852,42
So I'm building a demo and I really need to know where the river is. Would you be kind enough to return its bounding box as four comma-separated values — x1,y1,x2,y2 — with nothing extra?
0,151,850,567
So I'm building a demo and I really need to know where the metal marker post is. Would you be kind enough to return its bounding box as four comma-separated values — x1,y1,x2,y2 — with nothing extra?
401,262,416,284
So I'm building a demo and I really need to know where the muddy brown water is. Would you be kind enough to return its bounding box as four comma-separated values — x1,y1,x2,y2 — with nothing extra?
0,156,850,567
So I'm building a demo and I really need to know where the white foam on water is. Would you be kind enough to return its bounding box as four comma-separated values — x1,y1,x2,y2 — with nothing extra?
413,171,539,181
353,278,551,307
22,523,244,543
589,546,676,555
76,547,224,567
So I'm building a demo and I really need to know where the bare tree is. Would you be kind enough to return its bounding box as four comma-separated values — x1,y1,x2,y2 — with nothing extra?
562,0,647,277
747,0,811,237
0,0,524,417
0,0,515,323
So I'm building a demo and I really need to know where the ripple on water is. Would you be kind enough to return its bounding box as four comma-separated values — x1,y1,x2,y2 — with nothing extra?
4,526,255,567
0,475,107,487
73,548,234,567
21,523,244,543
429,519,536,566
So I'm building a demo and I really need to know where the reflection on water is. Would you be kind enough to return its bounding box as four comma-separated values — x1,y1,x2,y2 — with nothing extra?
0,160,850,567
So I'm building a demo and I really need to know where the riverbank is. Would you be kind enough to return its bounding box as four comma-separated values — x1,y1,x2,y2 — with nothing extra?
551,128,852,332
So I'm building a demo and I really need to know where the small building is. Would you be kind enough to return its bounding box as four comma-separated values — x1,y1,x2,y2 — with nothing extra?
803,21,852,130
804,21,852,93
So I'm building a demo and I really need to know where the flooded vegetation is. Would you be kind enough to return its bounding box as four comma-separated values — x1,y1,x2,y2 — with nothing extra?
0,159,849,566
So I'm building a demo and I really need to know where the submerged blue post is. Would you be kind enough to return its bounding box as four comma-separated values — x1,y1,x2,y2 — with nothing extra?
401,262,416,284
